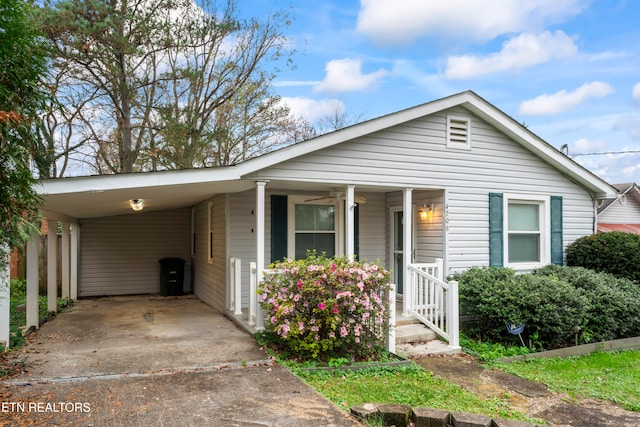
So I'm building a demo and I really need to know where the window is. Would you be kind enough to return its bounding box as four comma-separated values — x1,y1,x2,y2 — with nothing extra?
489,193,562,269
507,201,541,263
288,198,336,259
190,206,196,256
446,115,471,150
207,201,214,263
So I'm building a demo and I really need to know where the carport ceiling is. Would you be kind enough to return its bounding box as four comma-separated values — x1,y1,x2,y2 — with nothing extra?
38,167,253,219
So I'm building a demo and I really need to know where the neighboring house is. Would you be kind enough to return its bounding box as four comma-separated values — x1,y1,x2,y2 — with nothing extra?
2,91,619,350
597,183,640,234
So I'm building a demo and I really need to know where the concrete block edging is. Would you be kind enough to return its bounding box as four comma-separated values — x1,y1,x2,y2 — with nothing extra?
350,402,540,427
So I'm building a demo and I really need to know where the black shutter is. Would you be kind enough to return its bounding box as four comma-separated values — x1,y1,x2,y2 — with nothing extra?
270,195,287,263
354,203,360,260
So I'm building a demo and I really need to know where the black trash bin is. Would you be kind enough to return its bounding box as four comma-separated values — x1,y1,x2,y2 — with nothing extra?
159,258,185,296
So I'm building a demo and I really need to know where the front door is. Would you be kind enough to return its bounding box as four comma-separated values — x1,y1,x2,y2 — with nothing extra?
391,208,414,295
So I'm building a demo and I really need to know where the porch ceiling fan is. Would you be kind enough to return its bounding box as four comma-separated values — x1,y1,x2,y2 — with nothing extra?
304,190,367,204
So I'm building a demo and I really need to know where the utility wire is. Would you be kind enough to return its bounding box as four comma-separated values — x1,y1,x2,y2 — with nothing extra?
571,150,640,157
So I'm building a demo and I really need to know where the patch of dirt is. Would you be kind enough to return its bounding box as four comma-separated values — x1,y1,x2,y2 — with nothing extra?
414,354,640,426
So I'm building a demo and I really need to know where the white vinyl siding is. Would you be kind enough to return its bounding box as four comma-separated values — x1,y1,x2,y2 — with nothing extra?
192,195,226,312
251,105,594,274
79,209,190,297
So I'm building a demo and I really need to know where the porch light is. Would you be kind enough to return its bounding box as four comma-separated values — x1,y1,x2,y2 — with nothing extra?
419,203,434,221
129,199,144,211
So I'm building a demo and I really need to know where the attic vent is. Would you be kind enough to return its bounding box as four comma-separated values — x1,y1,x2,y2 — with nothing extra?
446,115,471,150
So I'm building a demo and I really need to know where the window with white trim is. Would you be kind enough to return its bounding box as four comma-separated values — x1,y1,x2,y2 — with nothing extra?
288,197,337,259
504,195,549,268
446,115,471,150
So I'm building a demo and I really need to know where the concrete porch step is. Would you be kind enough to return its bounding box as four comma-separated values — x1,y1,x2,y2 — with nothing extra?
395,323,437,345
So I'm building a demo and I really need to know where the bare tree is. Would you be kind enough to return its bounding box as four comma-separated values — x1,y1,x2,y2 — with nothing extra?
315,100,367,135
38,0,299,174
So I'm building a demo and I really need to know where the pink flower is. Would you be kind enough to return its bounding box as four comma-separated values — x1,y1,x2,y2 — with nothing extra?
318,303,326,310
333,303,339,314
331,263,337,273
297,280,304,290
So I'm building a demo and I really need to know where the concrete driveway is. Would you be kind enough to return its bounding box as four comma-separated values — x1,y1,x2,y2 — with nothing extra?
2,295,359,426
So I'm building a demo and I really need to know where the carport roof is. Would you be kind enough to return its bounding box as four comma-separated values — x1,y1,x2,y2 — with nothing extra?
39,166,253,220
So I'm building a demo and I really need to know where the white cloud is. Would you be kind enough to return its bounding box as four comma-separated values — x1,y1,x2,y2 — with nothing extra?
571,138,606,154
313,58,388,95
279,97,345,123
356,0,587,45
445,31,577,79
519,82,614,116
633,83,640,104
614,115,640,141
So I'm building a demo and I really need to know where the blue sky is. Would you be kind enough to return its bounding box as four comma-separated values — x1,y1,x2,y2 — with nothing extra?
250,0,640,185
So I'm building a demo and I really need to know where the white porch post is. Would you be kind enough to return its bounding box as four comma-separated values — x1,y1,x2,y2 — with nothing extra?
70,223,78,301
26,232,39,330
47,221,57,313
386,283,396,354
61,222,70,299
255,181,267,330
0,244,9,349
402,188,413,317
345,185,355,261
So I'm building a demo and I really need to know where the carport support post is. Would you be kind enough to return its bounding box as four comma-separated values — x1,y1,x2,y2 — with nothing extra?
47,221,58,313
0,244,10,349
255,181,267,330
61,222,70,299
26,232,39,330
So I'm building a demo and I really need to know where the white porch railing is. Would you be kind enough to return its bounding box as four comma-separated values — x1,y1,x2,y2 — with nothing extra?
406,259,460,349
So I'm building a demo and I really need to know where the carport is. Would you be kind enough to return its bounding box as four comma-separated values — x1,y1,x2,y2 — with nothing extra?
6,166,254,344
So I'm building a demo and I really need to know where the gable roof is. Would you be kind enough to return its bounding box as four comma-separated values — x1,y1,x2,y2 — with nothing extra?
239,90,617,197
37,90,618,220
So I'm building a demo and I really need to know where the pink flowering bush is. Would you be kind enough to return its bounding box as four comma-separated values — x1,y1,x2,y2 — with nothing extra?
258,253,392,361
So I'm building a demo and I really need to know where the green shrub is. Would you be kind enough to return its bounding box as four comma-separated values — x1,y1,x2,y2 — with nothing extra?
455,265,640,350
453,267,588,349
566,232,640,283
534,265,640,341
258,254,392,362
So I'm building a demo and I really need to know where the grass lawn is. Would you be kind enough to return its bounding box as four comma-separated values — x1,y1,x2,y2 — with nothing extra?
498,350,640,412
295,364,541,424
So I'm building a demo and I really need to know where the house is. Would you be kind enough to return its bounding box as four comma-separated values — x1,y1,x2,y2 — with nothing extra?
597,183,640,234
1,91,619,351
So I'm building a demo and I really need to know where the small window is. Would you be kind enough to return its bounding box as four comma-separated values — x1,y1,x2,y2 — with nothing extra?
446,115,471,150
191,206,196,256
207,201,214,264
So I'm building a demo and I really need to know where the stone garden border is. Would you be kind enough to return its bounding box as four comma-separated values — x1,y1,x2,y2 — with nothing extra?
497,336,640,363
350,402,540,427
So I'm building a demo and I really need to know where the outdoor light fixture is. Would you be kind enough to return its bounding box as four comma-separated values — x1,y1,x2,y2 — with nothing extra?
129,199,144,211
419,203,434,221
